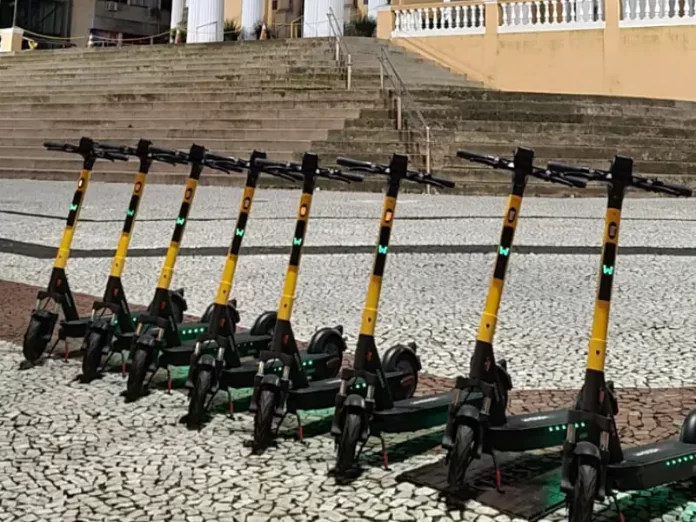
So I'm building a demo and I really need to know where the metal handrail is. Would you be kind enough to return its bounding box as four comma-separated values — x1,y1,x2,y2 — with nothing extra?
378,46,432,174
327,7,352,90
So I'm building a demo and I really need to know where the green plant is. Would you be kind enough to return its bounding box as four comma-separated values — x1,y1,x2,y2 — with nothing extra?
224,19,241,41
344,14,377,37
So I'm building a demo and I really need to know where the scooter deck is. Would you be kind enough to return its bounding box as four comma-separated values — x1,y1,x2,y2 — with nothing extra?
287,369,411,413
373,391,481,435
489,409,571,452
219,347,336,390
59,312,202,343
609,438,696,491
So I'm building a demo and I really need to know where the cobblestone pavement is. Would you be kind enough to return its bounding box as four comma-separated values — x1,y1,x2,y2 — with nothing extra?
1,180,696,521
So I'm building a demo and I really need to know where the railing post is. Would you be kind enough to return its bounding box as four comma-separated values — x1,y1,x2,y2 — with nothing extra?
379,61,384,90
396,96,402,130
335,40,340,62
347,54,352,91
426,126,431,174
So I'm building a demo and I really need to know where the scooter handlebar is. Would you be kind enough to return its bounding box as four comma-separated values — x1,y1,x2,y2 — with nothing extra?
44,141,78,153
407,171,455,188
336,157,376,171
634,177,692,197
456,150,510,169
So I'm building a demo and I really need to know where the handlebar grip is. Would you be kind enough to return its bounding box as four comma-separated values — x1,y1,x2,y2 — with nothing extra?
151,146,183,157
336,172,364,183
643,181,693,197
563,175,588,188
432,176,455,189
254,158,297,170
456,150,491,162
44,141,68,150
547,161,590,174
107,152,130,162
98,142,128,153
336,157,375,169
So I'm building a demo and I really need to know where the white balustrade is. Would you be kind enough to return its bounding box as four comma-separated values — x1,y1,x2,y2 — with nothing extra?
392,2,487,37
620,0,696,26
499,0,604,31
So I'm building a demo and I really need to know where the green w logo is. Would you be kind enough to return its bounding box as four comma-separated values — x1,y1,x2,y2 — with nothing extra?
602,265,614,275
235,228,244,237
499,246,510,256
378,245,388,255
293,237,302,246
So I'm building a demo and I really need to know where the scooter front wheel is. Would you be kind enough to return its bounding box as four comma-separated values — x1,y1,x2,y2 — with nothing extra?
187,368,212,429
125,348,149,402
447,424,475,489
81,331,106,383
253,389,276,451
22,316,51,365
336,412,362,473
569,462,597,522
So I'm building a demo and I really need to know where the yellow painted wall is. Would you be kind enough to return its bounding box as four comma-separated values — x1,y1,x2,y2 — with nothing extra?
386,0,696,102
224,0,243,24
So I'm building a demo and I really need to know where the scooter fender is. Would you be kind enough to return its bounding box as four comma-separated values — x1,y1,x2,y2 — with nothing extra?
307,326,347,354
342,394,370,442
572,441,607,501
198,353,217,372
496,359,513,391
680,408,696,444
169,288,188,312
382,342,422,373
89,317,112,336
453,404,484,457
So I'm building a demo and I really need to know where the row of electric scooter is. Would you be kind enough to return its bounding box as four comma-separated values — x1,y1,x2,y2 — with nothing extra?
19,137,696,522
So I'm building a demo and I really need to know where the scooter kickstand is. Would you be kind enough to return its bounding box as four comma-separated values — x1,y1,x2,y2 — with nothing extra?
491,449,504,493
379,435,390,471
227,390,235,419
611,493,625,522
46,338,59,357
294,413,304,443
166,368,172,394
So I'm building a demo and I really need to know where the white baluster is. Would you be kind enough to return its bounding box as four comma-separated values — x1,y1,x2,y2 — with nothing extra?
637,0,643,20
596,0,603,20
653,0,659,18
551,0,558,22
623,0,631,19
570,0,577,21
500,3,508,25
525,1,532,23
661,0,668,19
544,0,551,22
412,9,419,31
473,4,479,26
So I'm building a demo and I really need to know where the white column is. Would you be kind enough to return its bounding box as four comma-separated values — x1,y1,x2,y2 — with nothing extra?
186,0,200,42
325,0,344,36
241,0,265,39
367,0,388,18
171,0,185,35
197,0,224,42
303,0,320,37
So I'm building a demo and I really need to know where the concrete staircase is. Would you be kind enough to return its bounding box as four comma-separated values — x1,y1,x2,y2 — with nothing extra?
0,36,694,195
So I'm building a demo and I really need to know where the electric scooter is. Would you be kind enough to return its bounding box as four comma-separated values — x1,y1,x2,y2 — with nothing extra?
325,155,463,474
21,138,129,369
442,148,590,491
245,153,367,451
124,149,274,402
544,158,696,522
77,140,196,383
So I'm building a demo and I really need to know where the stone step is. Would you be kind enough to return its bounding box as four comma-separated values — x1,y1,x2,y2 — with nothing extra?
0,56,341,74
417,100,696,119
0,90,383,105
434,120,696,139
419,109,694,128
0,100,383,116
409,88,696,110
449,130,696,149
0,116,352,131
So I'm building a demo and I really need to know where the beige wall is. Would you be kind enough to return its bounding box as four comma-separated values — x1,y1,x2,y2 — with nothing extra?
224,0,243,23
385,0,696,102
71,0,96,45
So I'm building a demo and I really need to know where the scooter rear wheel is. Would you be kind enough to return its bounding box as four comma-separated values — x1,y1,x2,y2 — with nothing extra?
253,389,276,450
187,368,212,429
81,331,106,383
569,461,597,522
126,348,148,402
447,424,475,489
336,412,362,473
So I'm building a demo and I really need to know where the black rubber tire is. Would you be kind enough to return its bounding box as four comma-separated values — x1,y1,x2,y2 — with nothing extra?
187,369,212,429
250,312,276,337
126,348,149,402
336,412,362,473
81,331,105,383
569,462,598,522
22,317,49,364
253,389,276,449
447,424,476,489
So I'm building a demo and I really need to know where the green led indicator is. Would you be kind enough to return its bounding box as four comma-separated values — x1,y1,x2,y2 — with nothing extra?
235,228,244,237
602,265,614,275
293,237,302,246
70,203,78,211
176,217,186,225
378,245,388,255
127,209,135,217
499,246,510,256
